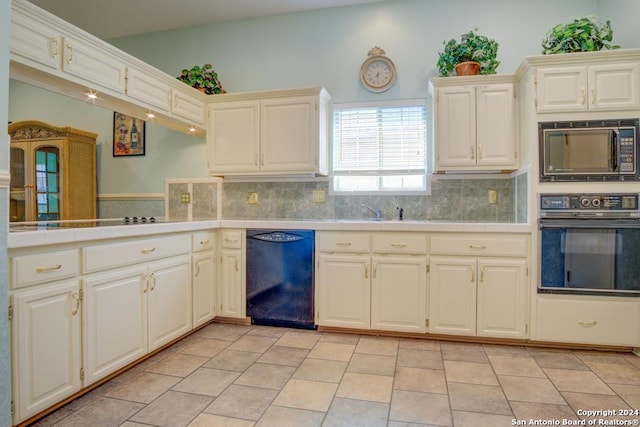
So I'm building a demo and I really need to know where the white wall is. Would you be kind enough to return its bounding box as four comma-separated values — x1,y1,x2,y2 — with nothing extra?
110,0,599,101
8,81,207,194
598,0,640,48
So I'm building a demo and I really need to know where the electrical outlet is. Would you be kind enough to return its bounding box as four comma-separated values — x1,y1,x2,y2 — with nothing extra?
181,192,191,204
488,190,498,204
247,192,258,205
312,189,326,203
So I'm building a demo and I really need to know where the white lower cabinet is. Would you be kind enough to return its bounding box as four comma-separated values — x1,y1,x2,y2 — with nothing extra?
192,231,216,327
83,254,191,384
218,229,246,319
536,296,640,347
11,280,82,422
316,232,427,333
429,233,529,339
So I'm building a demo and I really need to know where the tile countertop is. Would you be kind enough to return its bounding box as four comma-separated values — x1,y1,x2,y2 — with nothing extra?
7,219,532,249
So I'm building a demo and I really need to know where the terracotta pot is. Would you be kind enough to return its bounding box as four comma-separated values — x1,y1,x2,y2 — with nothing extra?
455,61,480,76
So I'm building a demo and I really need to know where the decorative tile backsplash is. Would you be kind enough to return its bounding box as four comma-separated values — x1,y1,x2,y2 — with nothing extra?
130,174,528,223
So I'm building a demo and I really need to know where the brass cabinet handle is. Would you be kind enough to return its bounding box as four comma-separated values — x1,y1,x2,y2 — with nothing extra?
66,43,73,63
36,264,62,273
578,320,598,327
336,242,351,247
390,243,408,248
580,87,586,105
469,245,487,250
364,264,369,279
141,247,156,254
478,144,483,160
149,272,157,291
591,88,596,105
235,259,239,271
50,37,59,57
470,145,475,159
195,263,201,277
470,266,475,283
71,292,81,316
480,266,484,283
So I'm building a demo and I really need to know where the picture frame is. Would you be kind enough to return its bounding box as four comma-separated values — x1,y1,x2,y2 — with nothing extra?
113,112,145,156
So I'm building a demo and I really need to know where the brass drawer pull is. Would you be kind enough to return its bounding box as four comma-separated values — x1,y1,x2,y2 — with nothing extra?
336,242,352,247
36,264,62,273
469,245,487,250
141,247,156,254
578,320,598,327
390,243,408,248
200,239,210,246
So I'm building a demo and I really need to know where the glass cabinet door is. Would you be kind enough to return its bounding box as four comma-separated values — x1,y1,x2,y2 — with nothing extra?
35,146,60,221
10,146,27,222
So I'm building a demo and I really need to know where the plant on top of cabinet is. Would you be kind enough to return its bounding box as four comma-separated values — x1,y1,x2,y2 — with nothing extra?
437,29,500,77
541,16,620,55
177,63,226,94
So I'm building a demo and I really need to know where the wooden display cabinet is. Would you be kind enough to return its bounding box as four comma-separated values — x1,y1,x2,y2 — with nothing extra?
8,121,97,222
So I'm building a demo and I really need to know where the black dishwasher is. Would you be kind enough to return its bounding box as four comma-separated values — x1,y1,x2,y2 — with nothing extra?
246,229,315,329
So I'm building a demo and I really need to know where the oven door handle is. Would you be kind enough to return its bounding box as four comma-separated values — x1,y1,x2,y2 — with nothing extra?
539,219,640,229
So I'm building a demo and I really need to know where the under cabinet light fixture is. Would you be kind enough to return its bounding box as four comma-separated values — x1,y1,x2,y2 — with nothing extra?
85,90,98,101
189,125,197,133
146,111,156,119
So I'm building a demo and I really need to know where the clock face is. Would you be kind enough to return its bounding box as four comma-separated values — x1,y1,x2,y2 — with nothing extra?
361,57,396,92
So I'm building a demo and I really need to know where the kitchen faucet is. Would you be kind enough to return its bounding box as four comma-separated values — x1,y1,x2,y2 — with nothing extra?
361,204,382,220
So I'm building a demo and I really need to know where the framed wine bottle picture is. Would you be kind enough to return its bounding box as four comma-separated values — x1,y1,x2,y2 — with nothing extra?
113,112,145,156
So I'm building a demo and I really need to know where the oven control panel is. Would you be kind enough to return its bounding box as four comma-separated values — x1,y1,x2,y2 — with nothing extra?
540,193,639,212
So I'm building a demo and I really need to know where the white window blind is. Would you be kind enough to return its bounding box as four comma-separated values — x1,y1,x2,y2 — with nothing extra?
332,100,427,192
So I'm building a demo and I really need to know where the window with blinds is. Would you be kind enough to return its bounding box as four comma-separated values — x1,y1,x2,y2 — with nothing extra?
332,100,427,192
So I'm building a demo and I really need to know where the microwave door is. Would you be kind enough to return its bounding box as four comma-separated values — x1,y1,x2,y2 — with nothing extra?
545,130,611,174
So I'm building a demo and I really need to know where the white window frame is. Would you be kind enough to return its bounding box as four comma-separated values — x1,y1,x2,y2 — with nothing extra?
330,99,428,195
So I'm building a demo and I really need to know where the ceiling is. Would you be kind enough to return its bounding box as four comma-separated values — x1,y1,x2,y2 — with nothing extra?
28,0,390,40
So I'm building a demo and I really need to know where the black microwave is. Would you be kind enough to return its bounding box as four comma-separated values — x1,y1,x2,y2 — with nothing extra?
539,119,640,182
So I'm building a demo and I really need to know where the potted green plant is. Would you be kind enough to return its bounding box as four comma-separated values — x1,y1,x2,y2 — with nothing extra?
541,15,619,55
177,63,226,94
437,29,500,77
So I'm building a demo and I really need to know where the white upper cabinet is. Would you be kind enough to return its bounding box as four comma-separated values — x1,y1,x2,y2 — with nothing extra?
10,0,207,133
537,62,640,113
126,67,172,113
430,75,516,172
11,2,126,94
207,87,331,176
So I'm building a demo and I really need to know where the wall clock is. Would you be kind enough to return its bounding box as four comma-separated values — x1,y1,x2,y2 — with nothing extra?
359,46,397,93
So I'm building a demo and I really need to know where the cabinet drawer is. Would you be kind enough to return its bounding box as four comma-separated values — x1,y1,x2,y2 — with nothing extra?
316,232,370,253
192,231,216,252
372,233,427,254
11,250,79,289
536,296,640,347
430,234,528,257
83,235,191,273
220,230,243,249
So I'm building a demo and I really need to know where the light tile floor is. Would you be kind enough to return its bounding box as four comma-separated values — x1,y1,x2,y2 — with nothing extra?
32,323,640,427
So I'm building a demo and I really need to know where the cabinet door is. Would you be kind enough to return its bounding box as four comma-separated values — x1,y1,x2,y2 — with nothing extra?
476,258,527,338
316,253,371,329
536,66,587,113
11,281,81,422
172,90,205,125
429,257,476,336
588,63,640,111
193,251,216,327
207,101,260,174
10,8,60,71
147,255,192,351
435,86,477,168
218,248,246,318
261,96,317,173
476,84,516,167
61,35,126,94
126,67,172,113
371,256,427,333
83,266,147,384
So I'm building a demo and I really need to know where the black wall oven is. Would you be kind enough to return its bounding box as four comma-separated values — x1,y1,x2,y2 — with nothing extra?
539,193,640,296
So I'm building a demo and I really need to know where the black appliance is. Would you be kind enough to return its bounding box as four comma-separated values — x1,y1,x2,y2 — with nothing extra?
539,193,640,296
246,229,315,329
539,118,639,182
